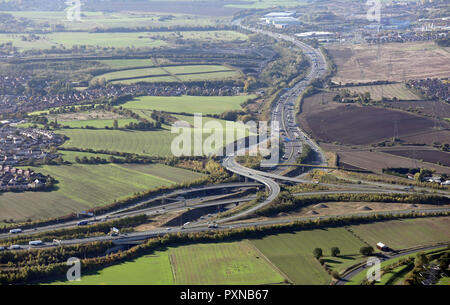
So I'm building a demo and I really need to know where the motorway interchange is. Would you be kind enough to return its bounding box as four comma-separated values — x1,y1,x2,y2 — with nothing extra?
1,20,449,253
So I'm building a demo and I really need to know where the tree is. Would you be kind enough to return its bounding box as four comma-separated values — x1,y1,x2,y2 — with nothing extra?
313,248,323,259
331,247,340,257
360,246,374,256
415,252,428,267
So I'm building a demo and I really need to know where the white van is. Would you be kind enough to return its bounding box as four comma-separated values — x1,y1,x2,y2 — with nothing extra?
9,228,22,234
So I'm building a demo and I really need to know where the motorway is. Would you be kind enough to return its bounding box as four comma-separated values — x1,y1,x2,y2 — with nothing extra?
10,207,450,251
219,20,330,222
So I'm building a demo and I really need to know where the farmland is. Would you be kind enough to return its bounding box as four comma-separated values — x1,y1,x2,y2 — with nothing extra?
381,149,450,167
3,11,228,31
0,30,247,52
48,241,286,285
0,32,168,51
331,148,450,175
120,95,255,115
343,83,421,101
58,117,251,157
349,217,450,250
250,227,366,284
168,241,285,285
47,250,175,285
328,41,450,84
0,163,204,221
300,101,439,145
381,100,450,119
94,64,241,84
39,216,450,285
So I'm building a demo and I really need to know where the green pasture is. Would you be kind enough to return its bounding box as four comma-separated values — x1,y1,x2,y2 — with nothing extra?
0,163,204,221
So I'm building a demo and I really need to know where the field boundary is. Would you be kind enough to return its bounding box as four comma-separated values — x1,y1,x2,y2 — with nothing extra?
245,239,292,284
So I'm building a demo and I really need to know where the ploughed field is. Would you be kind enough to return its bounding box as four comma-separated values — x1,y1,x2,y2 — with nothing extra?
0,163,204,222
381,149,450,167
43,216,450,285
302,103,439,145
381,100,450,119
298,92,450,147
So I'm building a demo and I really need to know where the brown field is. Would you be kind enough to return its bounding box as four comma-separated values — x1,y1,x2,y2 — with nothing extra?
381,100,450,119
400,129,450,146
298,92,449,146
331,148,450,174
303,104,438,145
328,42,450,84
381,149,450,167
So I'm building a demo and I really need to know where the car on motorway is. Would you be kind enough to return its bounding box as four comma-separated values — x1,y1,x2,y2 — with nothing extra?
76,220,89,226
208,223,219,229
9,228,22,234
29,240,43,247
0,246,5,251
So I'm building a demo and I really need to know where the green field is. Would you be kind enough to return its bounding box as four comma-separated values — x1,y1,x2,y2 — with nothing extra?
345,83,421,101
58,118,251,157
0,163,204,221
0,30,246,52
59,150,124,163
4,11,227,32
47,251,175,285
94,64,240,84
350,217,450,250
168,241,286,285
0,32,167,51
250,227,367,284
121,95,254,115
41,217,450,285
48,240,286,285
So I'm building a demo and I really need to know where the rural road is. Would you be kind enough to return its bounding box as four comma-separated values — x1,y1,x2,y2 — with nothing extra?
335,244,448,285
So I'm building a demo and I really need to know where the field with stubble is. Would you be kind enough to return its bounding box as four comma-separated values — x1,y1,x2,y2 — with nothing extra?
328,42,450,84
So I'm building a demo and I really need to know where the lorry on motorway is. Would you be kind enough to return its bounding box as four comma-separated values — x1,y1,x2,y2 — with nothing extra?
9,228,22,234
29,240,43,247
8,245,20,250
